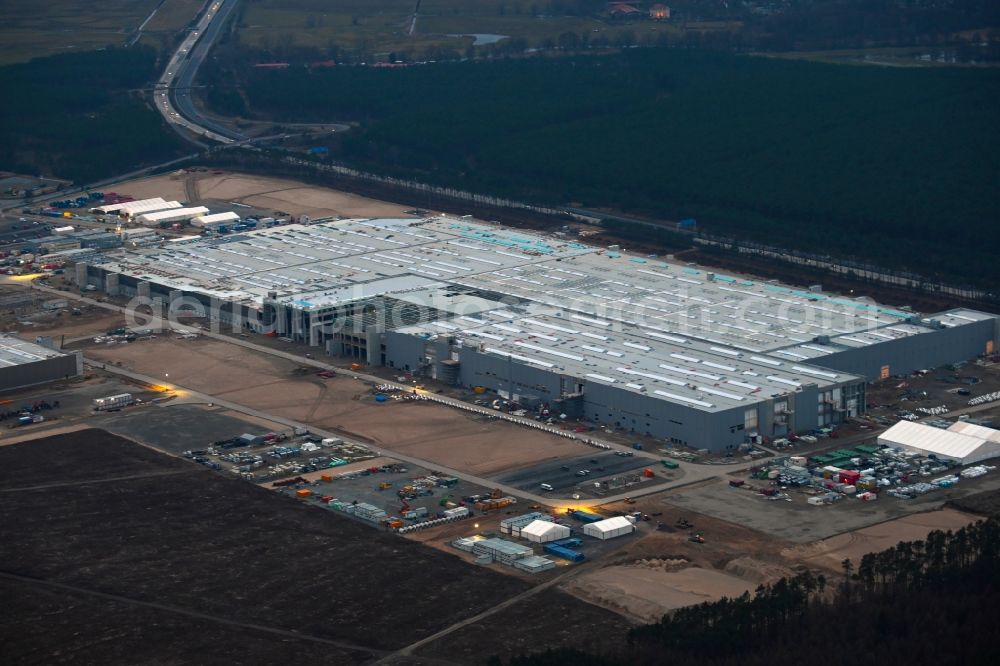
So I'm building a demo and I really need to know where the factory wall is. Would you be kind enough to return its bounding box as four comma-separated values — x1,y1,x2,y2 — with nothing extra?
580,381,751,451
0,353,81,392
816,318,998,379
456,347,563,404
382,331,432,372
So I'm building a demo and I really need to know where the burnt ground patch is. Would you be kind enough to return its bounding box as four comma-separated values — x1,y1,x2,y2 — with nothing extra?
0,429,529,662
415,587,634,664
948,487,1000,518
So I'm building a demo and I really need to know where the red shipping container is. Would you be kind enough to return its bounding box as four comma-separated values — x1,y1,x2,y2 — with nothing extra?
839,470,861,485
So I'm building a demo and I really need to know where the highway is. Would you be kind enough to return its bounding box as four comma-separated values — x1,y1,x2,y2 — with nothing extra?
155,0,245,143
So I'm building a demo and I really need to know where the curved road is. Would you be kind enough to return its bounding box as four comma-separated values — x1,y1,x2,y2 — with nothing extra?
156,0,244,143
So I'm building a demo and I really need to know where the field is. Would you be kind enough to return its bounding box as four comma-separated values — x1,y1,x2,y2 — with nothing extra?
0,0,200,65
784,508,982,570
564,565,758,623
237,0,674,57
0,429,634,663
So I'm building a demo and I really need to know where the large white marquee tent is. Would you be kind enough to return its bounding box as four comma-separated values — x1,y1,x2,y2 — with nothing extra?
878,420,1000,465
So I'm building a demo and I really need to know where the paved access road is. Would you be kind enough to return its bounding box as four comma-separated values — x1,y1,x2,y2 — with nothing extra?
498,452,650,492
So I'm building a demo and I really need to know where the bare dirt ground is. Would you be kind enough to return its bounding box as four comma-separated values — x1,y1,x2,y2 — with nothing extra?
783,507,982,571
112,172,415,219
79,336,594,475
564,564,758,623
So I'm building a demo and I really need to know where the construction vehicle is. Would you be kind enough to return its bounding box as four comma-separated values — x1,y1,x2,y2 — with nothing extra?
688,533,706,544
623,497,636,504
378,482,392,490
475,496,516,512
489,487,502,499
676,517,693,529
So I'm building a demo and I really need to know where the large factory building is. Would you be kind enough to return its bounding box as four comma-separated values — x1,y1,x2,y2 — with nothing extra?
82,217,999,451
0,335,83,392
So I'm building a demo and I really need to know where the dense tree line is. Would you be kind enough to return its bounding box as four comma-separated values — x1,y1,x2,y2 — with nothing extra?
493,517,1000,666
0,48,186,185
225,49,999,286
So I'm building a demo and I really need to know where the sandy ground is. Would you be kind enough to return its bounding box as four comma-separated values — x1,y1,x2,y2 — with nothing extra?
565,564,758,623
783,507,982,570
105,174,188,203
112,172,415,219
80,336,593,476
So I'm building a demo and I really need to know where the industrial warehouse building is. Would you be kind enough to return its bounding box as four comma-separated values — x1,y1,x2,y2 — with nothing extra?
0,335,82,392
78,216,1000,451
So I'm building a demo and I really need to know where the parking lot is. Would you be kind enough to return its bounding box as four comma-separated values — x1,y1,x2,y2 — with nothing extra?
100,403,280,456
498,451,659,494
279,459,506,530
663,469,1000,543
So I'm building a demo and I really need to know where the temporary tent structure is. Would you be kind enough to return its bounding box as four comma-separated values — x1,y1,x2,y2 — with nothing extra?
583,515,634,540
520,520,571,543
878,420,1000,465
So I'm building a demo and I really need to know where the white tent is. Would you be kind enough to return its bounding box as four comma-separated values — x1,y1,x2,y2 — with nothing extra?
94,197,167,214
878,420,1000,465
191,211,240,228
136,206,210,226
583,515,634,540
520,520,570,543
948,421,1000,443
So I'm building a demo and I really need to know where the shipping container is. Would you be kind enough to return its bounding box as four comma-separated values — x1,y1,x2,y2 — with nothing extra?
543,543,585,562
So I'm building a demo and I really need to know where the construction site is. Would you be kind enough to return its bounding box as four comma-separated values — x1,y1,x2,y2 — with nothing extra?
3,172,1000,664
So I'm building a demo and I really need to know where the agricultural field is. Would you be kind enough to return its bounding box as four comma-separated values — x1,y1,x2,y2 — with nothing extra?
0,0,200,65
237,0,677,58
0,429,630,663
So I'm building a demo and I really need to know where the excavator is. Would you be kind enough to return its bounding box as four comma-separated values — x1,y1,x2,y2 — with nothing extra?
688,532,706,544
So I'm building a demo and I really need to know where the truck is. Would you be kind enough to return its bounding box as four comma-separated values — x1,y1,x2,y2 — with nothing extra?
661,459,679,469
93,393,135,411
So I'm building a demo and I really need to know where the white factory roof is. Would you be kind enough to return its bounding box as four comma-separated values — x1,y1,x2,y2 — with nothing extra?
878,420,1000,464
92,216,994,412
136,206,210,224
0,335,66,367
397,300,853,412
94,197,168,214
192,212,240,227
